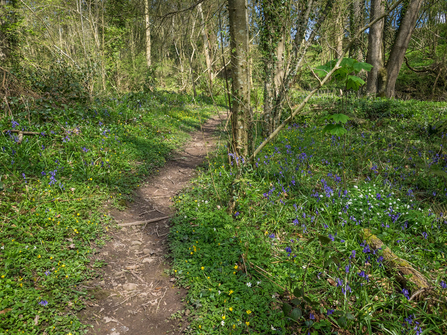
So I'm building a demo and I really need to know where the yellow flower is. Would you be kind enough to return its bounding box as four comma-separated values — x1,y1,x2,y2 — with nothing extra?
246,322,250,326
222,315,225,320
233,324,236,329
38,255,41,258
199,325,201,329
201,267,204,270
229,307,233,311
229,290,234,295
234,265,238,270
246,310,252,314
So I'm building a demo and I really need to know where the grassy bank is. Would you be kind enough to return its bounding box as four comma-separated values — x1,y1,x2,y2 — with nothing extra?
170,97,447,334
0,91,215,334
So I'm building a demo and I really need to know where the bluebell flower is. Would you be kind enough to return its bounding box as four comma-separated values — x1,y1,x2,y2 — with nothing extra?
440,281,446,289
402,288,410,300
39,300,48,306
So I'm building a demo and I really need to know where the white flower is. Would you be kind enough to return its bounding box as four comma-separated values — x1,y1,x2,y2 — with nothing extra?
257,281,261,285
272,294,276,299
354,185,358,189
271,325,277,330
34,246,37,250
221,320,225,326
0,246,4,250
25,245,28,249
214,228,216,231
184,216,187,218
246,282,252,287
218,290,221,295
320,195,323,198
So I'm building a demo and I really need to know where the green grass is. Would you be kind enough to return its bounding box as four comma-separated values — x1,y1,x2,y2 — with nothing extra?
170,96,447,334
0,91,215,334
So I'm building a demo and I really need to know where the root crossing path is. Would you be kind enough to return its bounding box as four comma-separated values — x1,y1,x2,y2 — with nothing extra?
80,114,223,335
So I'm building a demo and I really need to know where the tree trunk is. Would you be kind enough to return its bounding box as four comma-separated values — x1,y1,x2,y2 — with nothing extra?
350,0,364,61
145,0,151,67
228,0,251,158
197,3,213,90
383,0,423,98
366,0,385,95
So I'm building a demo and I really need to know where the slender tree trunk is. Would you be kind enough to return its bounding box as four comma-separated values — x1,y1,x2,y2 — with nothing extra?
366,0,385,95
145,0,151,67
350,0,364,61
383,0,423,98
228,0,251,157
197,3,213,90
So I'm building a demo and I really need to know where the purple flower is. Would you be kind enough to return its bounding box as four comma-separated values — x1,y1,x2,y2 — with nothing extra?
363,245,371,253
327,309,334,315
39,300,48,306
402,288,410,300
350,250,356,259
11,120,19,129
285,247,292,255
82,147,89,153
268,233,275,239
309,313,315,320
345,265,350,273
45,271,51,276
422,232,428,239
441,281,446,289
329,234,335,241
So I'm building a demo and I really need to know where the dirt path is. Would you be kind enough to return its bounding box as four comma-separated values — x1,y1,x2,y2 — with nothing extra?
80,114,223,335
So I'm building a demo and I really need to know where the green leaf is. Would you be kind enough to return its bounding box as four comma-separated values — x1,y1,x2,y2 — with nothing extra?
290,308,302,321
282,303,292,316
318,235,332,245
330,113,350,124
293,287,304,298
0,181,3,191
328,124,348,136
338,316,347,327
346,312,355,320
353,62,373,73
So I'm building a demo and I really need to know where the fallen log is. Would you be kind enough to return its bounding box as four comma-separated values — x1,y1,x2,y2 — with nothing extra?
363,228,431,291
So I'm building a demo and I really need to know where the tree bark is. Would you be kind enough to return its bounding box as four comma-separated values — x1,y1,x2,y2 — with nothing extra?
366,0,385,95
145,0,151,67
383,0,423,98
350,0,364,61
228,0,251,158
197,3,213,90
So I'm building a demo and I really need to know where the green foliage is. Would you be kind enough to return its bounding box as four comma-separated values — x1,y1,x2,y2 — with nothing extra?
0,91,215,334
170,97,447,334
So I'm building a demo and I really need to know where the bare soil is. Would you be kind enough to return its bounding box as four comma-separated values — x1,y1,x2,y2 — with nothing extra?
79,114,223,335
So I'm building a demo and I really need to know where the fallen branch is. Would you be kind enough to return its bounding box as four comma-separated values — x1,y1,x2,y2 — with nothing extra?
118,216,171,227
363,228,431,292
2,130,42,144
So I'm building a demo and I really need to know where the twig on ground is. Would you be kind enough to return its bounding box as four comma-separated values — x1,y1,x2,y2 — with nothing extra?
118,216,170,227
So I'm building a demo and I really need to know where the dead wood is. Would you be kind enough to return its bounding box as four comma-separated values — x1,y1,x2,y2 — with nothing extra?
363,228,431,292
117,216,170,227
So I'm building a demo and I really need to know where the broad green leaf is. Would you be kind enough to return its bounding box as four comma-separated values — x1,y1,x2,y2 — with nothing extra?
293,287,304,298
330,113,350,124
282,303,292,316
353,62,373,73
290,308,302,321
329,125,348,136
318,235,332,245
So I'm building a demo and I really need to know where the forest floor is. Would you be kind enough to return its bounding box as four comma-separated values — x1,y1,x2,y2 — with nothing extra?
79,114,223,335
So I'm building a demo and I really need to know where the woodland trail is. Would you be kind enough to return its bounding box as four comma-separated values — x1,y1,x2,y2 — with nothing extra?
79,113,224,335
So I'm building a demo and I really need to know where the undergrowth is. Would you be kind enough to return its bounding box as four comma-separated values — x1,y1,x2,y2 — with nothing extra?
170,96,447,335
0,91,215,334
